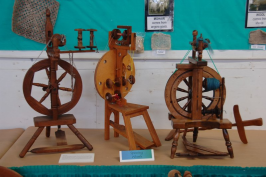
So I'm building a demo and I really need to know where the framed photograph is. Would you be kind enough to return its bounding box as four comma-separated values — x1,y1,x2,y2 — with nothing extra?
246,0,266,28
145,0,174,32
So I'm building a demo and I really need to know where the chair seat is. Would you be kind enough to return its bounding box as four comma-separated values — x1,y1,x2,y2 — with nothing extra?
107,102,149,115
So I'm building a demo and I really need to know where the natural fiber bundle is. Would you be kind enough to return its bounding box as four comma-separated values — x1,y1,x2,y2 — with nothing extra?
12,0,59,44
249,29,266,44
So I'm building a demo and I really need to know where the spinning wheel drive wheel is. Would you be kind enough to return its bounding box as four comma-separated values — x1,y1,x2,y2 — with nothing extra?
165,66,226,119
23,59,82,116
94,50,135,99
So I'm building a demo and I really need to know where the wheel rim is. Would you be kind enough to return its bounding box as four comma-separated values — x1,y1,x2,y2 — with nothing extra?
23,59,82,116
165,66,226,119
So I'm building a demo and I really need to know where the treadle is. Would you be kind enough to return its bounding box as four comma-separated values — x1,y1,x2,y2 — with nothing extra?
55,129,67,146
110,121,155,149
181,136,228,156
30,144,85,153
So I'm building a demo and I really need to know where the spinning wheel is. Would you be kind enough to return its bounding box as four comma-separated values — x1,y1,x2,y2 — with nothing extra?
166,30,234,159
165,66,226,120
19,9,96,158
96,26,161,150
94,50,135,99
23,59,82,116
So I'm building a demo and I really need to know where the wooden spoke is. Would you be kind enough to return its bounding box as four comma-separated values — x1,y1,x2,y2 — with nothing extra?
176,87,189,93
183,79,191,89
202,96,214,101
32,83,48,88
45,68,50,80
183,99,191,110
57,94,61,106
57,71,68,83
39,89,51,103
202,102,207,110
59,87,72,92
176,96,189,102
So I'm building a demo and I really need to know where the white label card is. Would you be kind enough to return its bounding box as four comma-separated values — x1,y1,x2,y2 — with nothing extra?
157,50,166,54
59,153,95,163
250,45,265,50
147,16,172,30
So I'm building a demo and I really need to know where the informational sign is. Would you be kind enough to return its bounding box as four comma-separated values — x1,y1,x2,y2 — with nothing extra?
119,149,154,162
145,0,174,32
246,0,266,28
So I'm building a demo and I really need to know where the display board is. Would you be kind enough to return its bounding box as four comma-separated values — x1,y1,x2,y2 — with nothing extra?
0,0,264,51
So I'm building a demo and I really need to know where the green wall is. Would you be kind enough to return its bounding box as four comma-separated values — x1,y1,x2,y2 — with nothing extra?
0,0,262,50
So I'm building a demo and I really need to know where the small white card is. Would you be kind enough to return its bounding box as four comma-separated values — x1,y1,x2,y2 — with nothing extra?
156,50,166,55
250,45,265,50
119,149,154,162
59,153,95,163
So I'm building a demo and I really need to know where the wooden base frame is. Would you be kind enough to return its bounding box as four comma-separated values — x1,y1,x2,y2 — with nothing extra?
19,114,93,158
169,115,234,159
105,101,161,150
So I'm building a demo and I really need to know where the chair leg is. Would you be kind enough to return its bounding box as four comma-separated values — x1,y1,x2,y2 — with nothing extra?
123,114,137,150
171,129,180,159
114,111,119,137
19,127,44,158
143,110,161,146
222,129,234,158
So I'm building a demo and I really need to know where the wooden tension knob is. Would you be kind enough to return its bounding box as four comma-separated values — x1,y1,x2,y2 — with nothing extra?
105,91,122,102
128,75,135,85
106,78,121,88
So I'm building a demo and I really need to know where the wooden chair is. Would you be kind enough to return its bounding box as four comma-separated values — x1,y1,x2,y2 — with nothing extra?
105,102,161,150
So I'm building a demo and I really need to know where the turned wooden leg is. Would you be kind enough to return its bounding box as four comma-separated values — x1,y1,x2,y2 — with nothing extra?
143,110,161,146
183,128,188,137
46,126,51,137
68,124,93,150
171,129,180,159
222,129,234,158
105,101,112,140
19,127,44,158
165,129,176,141
114,111,119,137
193,127,198,142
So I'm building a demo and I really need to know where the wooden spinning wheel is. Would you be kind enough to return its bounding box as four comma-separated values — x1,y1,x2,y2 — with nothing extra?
165,66,226,120
19,9,96,158
94,50,135,100
23,59,82,116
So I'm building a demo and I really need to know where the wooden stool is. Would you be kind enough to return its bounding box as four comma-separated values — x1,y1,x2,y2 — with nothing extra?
105,101,161,150
170,115,234,158
19,114,93,158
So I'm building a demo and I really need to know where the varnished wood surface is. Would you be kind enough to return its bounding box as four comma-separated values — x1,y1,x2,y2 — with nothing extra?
34,114,76,127
105,102,160,150
107,102,149,115
171,118,232,129
2,127,266,167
